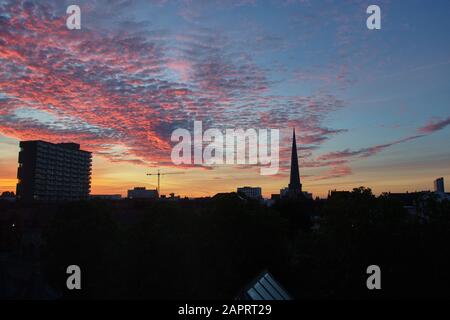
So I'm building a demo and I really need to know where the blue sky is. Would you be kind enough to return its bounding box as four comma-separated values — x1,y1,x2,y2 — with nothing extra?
0,0,449,197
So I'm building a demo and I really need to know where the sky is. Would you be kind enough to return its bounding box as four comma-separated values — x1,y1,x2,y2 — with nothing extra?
0,0,449,198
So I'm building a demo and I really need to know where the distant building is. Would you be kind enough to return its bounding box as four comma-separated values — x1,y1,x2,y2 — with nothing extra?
237,186,262,200
90,194,122,200
432,177,450,201
328,190,351,199
127,187,158,199
270,194,280,200
16,141,91,202
386,191,434,216
0,191,15,202
281,187,312,200
434,177,445,194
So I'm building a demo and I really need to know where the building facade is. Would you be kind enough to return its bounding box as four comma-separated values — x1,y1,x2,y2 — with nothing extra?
89,194,122,200
434,177,445,194
237,186,262,199
127,187,159,199
16,141,92,202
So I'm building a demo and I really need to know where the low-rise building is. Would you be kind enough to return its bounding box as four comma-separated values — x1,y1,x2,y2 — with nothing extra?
237,186,262,200
127,187,158,199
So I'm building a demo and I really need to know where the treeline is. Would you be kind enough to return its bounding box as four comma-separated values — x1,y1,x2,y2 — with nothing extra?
42,197,288,299
40,187,450,299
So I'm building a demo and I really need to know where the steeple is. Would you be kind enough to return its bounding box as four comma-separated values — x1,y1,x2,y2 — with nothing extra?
288,128,302,192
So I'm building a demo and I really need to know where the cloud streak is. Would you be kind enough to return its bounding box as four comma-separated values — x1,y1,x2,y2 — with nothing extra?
418,116,450,134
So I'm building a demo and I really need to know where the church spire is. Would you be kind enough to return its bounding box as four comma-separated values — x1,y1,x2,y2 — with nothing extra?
288,128,302,192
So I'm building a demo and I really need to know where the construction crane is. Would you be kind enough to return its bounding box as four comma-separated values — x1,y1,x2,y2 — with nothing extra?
146,169,184,196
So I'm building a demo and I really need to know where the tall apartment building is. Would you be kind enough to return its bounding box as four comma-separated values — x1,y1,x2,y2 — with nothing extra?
434,177,445,194
16,141,92,201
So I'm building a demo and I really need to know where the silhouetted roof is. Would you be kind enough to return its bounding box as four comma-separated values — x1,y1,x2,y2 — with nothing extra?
237,271,292,300
211,192,246,202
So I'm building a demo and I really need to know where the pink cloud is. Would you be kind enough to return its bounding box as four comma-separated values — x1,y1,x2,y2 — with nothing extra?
166,59,192,82
313,165,353,181
418,116,450,134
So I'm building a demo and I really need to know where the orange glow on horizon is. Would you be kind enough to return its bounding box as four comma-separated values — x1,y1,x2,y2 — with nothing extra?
1,136,449,199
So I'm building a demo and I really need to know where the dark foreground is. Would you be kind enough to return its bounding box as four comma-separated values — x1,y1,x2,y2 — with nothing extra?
1,187,449,299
